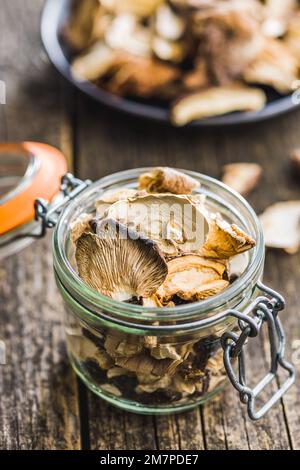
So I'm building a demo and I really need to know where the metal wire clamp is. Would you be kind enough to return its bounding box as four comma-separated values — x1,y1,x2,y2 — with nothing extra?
34,173,91,238
221,281,295,420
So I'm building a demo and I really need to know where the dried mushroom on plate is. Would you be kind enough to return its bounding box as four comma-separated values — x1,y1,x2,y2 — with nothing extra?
64,0,300,125
70,167,256,404
171,86,266,125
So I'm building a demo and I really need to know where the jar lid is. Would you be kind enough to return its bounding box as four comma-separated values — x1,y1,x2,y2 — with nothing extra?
0,142,67,258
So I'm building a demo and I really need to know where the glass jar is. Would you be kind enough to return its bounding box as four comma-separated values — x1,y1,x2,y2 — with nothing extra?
39,169,294,419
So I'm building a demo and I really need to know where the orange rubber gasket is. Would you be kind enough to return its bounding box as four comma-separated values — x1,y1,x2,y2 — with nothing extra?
0,142,67,235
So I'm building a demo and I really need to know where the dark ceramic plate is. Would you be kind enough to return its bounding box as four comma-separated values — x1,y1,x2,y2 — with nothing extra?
41,0,300,127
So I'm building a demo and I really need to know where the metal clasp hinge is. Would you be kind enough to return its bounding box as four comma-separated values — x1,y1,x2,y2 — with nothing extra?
33,173,91,238
221,281,295,421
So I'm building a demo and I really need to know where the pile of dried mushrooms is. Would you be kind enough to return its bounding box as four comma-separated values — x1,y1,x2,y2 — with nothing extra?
70,167,256,404
64,0,300,125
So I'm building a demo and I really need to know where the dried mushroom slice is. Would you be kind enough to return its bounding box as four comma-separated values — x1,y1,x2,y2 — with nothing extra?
191,0,264,85
115,353,182,377
172,347,226,396
222,162,262,196
141,295,163,307
244,38,299,93
205,349,227,393
68,335,113,370
104,333,143,358
285,13,300,61
101,0,164,17
100,383,122,397
107,367,129,379
200,214,256,259
104,53,179,97
151,344,182,361
105,14,152,57
259,201,300,254
171,86,266,126
262,0,297,38
71,42,117,82
62,0,102,51
152,36,186,63
106,193,208,256
143,336,158,349
139,167,200,195
155,4,185,41
95,188,147,217
156,255,229,302
70,213,94,243
75,219,167,300
183,61,210,91
135,375,172,394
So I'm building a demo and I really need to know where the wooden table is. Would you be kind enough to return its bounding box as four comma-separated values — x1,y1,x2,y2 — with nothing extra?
0,0,300,451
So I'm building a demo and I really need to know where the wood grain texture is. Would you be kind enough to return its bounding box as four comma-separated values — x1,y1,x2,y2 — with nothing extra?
1,0,300,451
0,238,80,449
0,0,80,450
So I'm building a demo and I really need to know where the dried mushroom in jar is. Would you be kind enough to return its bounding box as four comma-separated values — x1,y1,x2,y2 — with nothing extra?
70,167,256,405
72,167,256,304
75,218,167,300
156,255,229,302
105,193,209,256
200,214,256,259
138,167,200,194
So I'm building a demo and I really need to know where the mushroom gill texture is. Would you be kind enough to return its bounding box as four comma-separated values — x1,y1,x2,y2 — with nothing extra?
106,193,209,256
138,167,200,194
156,255,229,302
75,219,168,301
199,214,256,259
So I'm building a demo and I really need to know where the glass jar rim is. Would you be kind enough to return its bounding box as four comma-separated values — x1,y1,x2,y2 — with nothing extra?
53,168,264,323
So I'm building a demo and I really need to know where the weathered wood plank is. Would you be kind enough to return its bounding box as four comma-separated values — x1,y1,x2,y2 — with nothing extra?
0,0,80,449
175,409,205,450
0,238,80,449
88,398,157,450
